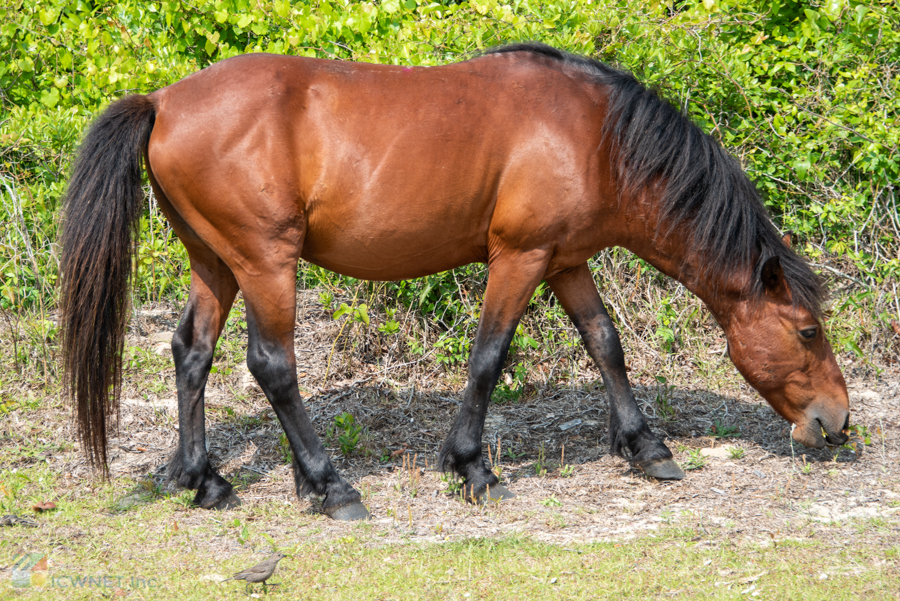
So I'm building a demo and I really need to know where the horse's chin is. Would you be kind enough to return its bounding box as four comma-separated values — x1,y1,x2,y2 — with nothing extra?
790,421,826,449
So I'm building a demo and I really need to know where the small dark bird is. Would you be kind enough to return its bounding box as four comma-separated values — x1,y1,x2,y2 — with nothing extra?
227,553,286,594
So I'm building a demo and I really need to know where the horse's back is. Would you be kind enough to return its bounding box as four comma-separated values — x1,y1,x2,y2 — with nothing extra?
147,52,608,280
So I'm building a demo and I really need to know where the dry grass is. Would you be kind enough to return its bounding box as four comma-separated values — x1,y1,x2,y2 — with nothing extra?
2,264,899,598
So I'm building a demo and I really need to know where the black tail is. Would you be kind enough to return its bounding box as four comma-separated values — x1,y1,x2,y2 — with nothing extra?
60,95,156,473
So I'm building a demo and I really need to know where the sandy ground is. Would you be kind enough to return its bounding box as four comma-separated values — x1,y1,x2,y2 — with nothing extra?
4,289,900,555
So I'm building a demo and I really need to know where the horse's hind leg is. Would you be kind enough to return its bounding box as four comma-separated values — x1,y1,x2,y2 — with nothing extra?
239,268,368,520
167,250,240,508
546,263,684,480
439,251,550,501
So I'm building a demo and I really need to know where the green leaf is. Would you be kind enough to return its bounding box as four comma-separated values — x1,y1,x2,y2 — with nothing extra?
793,158,811,179
332,303,351,320
843,339,864,358
38,9,58,26
356,303,370,326
39,88,59,108
418,280,434,306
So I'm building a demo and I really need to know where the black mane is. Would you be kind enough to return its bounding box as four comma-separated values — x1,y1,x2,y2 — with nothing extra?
485,43,824,317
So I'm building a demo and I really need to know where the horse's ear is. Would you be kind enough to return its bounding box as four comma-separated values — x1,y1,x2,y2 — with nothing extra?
781,231,792,249
761,256,784,293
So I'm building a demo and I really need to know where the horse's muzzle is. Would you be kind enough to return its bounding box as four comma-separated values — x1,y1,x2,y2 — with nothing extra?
791,406,850,448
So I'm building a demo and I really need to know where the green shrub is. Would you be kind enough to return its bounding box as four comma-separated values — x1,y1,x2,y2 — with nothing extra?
1,0,896,372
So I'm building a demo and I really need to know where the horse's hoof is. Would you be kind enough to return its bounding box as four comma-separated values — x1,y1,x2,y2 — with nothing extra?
476,483,515,504
638,458,685,480
211,490,242,510
194,478,236,509
327,502,370,521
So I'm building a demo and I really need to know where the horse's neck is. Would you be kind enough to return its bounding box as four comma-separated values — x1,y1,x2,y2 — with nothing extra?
616,191,746,327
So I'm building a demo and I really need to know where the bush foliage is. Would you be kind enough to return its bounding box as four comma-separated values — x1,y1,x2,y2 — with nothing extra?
1,0,897,368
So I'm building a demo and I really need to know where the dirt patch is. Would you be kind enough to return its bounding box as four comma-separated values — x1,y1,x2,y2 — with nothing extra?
4,289,899,552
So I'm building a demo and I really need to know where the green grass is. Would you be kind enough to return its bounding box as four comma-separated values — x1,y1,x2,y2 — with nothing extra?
0,464,896,600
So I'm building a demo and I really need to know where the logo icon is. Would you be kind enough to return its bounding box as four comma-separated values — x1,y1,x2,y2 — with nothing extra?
11,553,48,588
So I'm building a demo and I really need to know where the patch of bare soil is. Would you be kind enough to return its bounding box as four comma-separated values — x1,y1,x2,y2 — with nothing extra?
9,290,900,551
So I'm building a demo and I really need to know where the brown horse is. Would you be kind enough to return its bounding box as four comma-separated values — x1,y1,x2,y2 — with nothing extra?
60,43,849,520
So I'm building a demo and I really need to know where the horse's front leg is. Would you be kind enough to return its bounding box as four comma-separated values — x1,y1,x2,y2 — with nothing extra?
547,263,684,480
439,251,550,502
167,253,240,508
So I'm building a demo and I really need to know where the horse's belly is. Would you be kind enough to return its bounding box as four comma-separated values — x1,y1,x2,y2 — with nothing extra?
301,222,485,281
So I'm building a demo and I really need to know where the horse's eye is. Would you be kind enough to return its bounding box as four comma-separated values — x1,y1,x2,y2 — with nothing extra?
799,327,818,341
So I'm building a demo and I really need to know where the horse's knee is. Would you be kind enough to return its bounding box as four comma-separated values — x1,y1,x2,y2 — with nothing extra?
246,340,294,399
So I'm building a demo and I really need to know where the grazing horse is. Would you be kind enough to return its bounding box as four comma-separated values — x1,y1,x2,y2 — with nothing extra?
60,43,850,520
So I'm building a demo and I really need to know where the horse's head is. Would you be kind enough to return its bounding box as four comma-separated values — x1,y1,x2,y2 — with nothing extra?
723,255,849,448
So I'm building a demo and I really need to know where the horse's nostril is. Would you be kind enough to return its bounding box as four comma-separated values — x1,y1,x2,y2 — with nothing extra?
841,412,850,432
